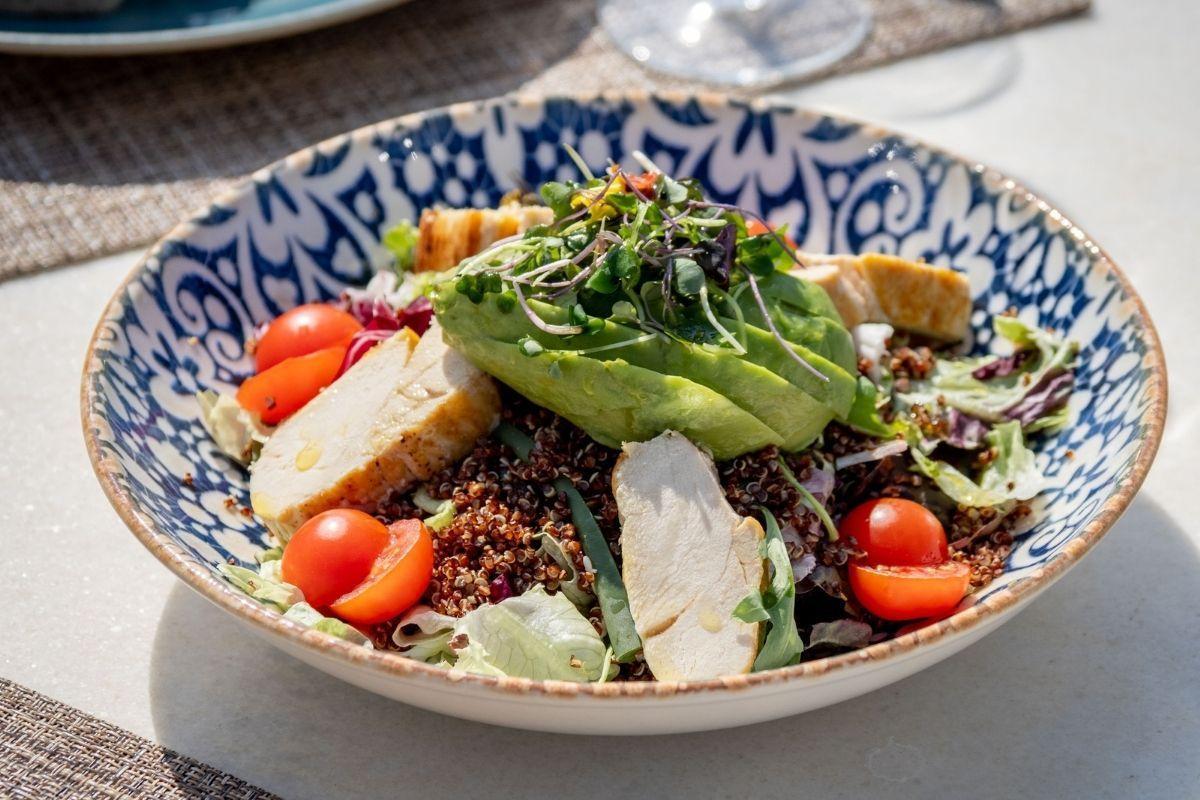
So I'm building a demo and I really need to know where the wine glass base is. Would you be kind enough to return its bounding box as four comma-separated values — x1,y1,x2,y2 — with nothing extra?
599,0,873,87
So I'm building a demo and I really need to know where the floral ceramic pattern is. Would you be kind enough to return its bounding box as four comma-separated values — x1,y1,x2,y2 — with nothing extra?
85,95,1158,611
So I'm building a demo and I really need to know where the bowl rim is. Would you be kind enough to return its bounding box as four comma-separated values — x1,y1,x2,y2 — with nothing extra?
81,90,1168,700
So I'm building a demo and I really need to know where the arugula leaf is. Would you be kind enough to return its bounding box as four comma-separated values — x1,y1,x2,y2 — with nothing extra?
733,509,803,671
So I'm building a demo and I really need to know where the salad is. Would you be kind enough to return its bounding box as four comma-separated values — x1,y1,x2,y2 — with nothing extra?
203,148,1077,682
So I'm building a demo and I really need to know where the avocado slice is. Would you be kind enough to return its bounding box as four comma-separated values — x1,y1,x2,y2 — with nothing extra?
441,328,780,459
732,272,857,370
712,314,855,417
436,289,837,449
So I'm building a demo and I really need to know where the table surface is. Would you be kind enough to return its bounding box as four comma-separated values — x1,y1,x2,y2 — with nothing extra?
3,1,1198,798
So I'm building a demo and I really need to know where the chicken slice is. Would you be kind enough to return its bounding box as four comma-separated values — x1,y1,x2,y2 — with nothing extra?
249,321,500,539
612,431,765,681
415,202,554,272
799,252,972,341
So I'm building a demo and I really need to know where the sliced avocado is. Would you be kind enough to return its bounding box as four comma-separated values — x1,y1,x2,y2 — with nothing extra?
441,328,781,459
436,289,835,449
751,270,844,322
732,273,857,370
711,314,855,417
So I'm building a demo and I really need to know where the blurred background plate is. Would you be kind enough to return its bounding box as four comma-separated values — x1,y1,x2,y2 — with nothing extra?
0,0,413,55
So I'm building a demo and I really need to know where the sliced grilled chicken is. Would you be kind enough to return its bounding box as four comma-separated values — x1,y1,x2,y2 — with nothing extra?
249,321,500,539
415,202,554,272
799,252,972,341
613,431,765,681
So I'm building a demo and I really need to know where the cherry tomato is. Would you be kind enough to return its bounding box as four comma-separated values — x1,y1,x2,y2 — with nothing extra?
849,561,971,621
840,498,948,567
281,510,389,608
330,519,434,625
237,345,345,424
746,219,798,251
255,303,362,372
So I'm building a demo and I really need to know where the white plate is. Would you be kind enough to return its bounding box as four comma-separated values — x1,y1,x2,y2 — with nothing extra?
0,0,412,56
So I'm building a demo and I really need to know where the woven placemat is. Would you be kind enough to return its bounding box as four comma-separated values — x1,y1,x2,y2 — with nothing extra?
0,678,279,799
0,0,1089,280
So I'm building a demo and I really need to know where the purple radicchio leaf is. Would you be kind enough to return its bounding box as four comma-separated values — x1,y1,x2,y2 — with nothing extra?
808,619,873,650
972,348,1033,380
944,408,990,449
799,564,846,600
1004,370,1075,426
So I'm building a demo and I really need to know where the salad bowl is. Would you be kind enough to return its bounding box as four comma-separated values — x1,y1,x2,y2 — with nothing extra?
82,92,1165,734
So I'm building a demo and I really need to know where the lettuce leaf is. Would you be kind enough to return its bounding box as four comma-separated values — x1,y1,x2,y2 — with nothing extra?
808,619,872,650
221,560,372,648
393,586,607,682
283,602,372,646
196,390,272,465
535,531,594,607
382,219,419,273
899,316,1077,427
978,421,1047,501
220,563,301,611
733,509,803,671
908,421,1045,507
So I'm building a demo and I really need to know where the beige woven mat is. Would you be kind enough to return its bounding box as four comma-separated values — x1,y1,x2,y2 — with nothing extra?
0,0,1089,280
0,678,279,799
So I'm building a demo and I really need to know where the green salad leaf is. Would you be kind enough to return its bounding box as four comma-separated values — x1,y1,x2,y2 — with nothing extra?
978,421,1048,501
196,390,271,465
221,560,371,647
899,316,1077,426
535,530,594,608
283,603,373,646
495,422,642,661
382,219,419,273
732,509,803,671
394,586,607,682
908,420,1046,507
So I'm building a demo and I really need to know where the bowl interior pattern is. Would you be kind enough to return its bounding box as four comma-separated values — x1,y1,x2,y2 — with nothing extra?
85,94,1160,673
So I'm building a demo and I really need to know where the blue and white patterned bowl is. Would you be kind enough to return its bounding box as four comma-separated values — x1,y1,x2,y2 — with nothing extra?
82,93,1166,734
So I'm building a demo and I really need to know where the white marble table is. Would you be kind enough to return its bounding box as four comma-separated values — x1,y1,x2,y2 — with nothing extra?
2,1,1197,797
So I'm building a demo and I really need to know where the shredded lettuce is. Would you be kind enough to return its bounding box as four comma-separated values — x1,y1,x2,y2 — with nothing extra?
196,390,271,465
423,501,456,532
394,586,607,682
732,510,804,671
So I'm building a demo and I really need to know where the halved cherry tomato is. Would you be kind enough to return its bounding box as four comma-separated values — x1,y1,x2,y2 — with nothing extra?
281,509,389,608
746,219,798,251
237,345,345,424
849,561,971,621
330,519,434,625
255,303,362,372
840,498,948,567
